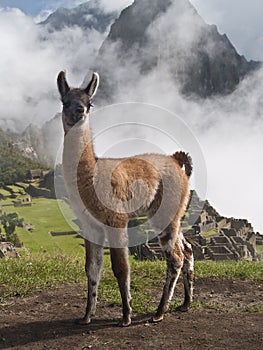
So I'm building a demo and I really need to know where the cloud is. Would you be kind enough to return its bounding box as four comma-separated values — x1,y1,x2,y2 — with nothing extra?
112,67,263,234
0,1,262,235
93,0,133,13
0,7,106,131
91,0,263,234
194,68,263,234
190,0,263,61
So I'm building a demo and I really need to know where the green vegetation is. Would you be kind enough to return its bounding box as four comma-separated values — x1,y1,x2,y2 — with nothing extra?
2,197,84,257
0,256,85,301
5,184,26,196
201,229,218,237
0,256,262,312
0,128,43,185
195,260,263,280
0,188,11,197
256,245,263,255
0,212,24,246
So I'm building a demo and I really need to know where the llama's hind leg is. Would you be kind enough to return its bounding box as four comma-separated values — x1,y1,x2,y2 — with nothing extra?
178,237,194,312
110,247,132,327
152,225,184,322
78,240,104,325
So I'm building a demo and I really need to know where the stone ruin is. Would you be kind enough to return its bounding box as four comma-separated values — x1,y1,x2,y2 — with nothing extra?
130,192,263,261
13,195,32,208
183,192,261,261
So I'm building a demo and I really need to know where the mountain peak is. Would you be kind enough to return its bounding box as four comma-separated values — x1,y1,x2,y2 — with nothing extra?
107,0,174,45
97,0,261,99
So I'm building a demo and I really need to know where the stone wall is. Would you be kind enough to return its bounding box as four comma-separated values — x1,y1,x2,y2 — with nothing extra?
26,185,51,198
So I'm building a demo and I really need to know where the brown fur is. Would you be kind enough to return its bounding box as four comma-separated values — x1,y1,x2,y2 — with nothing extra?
58,71,194,326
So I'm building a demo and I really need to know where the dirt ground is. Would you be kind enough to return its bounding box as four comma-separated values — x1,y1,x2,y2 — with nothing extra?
1,277,262,350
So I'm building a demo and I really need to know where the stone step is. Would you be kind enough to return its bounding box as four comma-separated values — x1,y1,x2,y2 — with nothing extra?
204,254,211,260
147,243,161,249
146,243,164,259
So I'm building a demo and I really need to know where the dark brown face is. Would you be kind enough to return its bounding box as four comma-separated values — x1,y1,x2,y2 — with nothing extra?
57,70,100,133
61,89,92,127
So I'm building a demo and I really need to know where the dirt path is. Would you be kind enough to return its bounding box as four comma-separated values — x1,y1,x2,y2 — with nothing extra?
1,278,262,350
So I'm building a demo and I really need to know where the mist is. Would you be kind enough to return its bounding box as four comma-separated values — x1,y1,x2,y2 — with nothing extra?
191,0,263,61
0,7,106,131
0,1,262,234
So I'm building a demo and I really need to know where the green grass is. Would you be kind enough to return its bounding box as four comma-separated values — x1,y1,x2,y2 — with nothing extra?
0,188,10,197
99,256,167,312
201,229,218,237
0,256,85,301
1,197,84,257
1,256,262,312
195,260,263,280
5,185,25,194
244,305,263,312
256,245,263,255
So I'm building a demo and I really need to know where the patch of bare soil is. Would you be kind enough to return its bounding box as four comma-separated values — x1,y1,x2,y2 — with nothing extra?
0,278,262,350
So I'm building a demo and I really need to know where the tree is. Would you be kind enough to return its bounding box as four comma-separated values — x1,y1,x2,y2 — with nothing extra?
0,212,24,245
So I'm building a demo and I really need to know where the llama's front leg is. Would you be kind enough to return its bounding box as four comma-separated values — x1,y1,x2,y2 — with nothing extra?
152,235,183,323
110,247,132,327
78,240,104,325
178,238,194,312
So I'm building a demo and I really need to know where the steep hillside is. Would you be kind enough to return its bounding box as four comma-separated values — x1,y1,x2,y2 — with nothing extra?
13,114,63,167
0,128,43,185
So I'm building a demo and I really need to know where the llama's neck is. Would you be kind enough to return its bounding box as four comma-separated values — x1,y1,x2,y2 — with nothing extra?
63,118,96,192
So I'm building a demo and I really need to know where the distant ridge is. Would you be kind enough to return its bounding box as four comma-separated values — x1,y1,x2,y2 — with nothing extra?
40,0,119,33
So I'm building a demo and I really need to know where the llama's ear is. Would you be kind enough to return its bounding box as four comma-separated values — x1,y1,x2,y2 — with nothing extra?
84,72,99,98
57,70,70,99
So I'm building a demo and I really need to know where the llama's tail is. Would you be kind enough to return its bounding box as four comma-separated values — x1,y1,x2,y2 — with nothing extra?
172,151,193,177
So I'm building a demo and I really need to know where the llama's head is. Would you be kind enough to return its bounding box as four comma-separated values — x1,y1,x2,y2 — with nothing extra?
57,71,99,133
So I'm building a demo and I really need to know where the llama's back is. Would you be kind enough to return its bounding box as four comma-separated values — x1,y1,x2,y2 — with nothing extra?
92,152,190,219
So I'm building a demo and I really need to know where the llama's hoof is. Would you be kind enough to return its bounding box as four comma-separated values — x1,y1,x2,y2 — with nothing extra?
176,304,189,312
149,314,164,323
117,317,131,327
75,317,91,326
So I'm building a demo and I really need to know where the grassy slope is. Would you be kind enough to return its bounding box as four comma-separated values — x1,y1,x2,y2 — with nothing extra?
0,188,10,197
1,197,84,258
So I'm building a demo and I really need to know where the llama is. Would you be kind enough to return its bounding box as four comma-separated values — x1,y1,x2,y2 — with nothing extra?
57,70,194,327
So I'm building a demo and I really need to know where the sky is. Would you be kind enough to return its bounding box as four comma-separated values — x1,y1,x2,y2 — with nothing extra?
0,0,262,234
0,0,81,16
0,0,133,19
